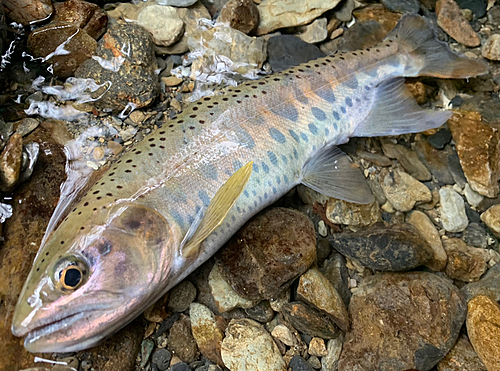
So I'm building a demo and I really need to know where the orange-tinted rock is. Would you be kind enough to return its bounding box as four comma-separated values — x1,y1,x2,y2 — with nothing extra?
167,314,200,363
281,301,339,339
352,4,401,35
218,0,260,35
443,238,488,282
437,334,486,371
436,0,480,47
2,0,53,25
53,0,108,40
190,303,224,366
0,133,22,192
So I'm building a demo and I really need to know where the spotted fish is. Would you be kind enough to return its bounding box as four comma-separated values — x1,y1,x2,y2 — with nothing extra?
12,15,487,352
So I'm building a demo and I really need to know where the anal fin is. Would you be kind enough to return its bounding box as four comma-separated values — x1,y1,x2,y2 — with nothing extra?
353,77,451,137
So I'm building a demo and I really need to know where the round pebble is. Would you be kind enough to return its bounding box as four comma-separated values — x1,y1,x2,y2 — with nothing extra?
152,348,172,371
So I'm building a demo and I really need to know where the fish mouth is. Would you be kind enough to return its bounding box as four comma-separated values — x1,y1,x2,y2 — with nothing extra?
23,311,87,345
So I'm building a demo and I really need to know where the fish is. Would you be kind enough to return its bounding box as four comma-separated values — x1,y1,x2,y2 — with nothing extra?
12,15,487,353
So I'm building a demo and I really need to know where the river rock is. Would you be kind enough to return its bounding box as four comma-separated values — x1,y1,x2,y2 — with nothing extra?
190,303,224,366
352,4,401,35
138,5,184,47
267,35,324,72
462,263,500,302
296,267,349,332
14,118,39,137
3,0,53,24
456,0,487,17
281,301,339,339
443,238,488,282
216,208,316,301
464,184,484,208
0,133,22,192
27,22,97,78
221,318,287,371
160,0,198,6
75,23,159,113
244,300,275,323
338,272,466,371
381,0,420,13
481,204,500,238
308,337,327,357
321,20,387,54
53,0,108,40
482,34,500,61
325,197,381,226
152,348,172,371
381,140,431,181
218,0,260,35
356,149,392,167
256,0,342,35
295,18,328,44
415,140,455,185
427,128,452,150
167,314,200,363
463,223,488,249
289,355,314,371
440,187,469,232
466,295,500,371
448,111,500,198
436,0,480,47
380,168,432,212
320,253,351,306
167,280,197,312
437,334,487,371
271,324,295,346
322,335,343,371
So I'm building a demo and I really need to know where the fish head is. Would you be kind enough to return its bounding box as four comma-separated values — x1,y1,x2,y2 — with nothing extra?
12,202,181,353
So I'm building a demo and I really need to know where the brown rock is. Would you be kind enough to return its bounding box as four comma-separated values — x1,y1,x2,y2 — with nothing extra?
167,314,200,363
436,0,480,47
406,80,428,105
352,4,401,35
356,150,392,167
27,22,97,78
325,197,381,226
2,0,53,25
0,133,22,192
482,34,500,61
466,295,500,371
443,238,488,282
281,301,339,339
414,140,455,185
53,0,108,40
167,280,197,312
448,111,500,198
190,303,224,366
380,168,432,212
381,140,431,181
217,208,316,301
481,204,500,238
338,272,466,371
218,0,259,35
437,334,487,371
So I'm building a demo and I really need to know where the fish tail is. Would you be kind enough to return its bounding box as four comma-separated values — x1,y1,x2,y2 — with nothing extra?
388,14,488,79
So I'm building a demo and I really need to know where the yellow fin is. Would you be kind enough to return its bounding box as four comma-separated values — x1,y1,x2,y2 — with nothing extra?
181,161,253,258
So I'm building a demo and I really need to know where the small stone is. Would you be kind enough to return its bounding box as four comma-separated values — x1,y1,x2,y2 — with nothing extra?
289,355,314,371
427,128,452,150
15,118,39,137
356,150,392,167
481,34,500,61
168,362,191,371
481,204,500,238
129,110,146,124
437,334,487,371
464,183,484,208
447,151,468,188
334,0,355,22
380,168,432,212
440,187,469,232
244,300,275,323
53,0,108,40
167,314,200,363
381,140,431,181
138,5,184,47
218,0,260,35
152,348,172,371
161,76,183,87
414,140,455,185
3,0,52,25
407,210,447,271
436,0,480,47
443,238,488,282
295,18,328,44
321,335,343,371
321,20,387,54
107,141,123,155
190,303,224,366
267,35,324,72
296,267,349,332
381,0,420,13
466,295,500,371
325,198,381,226
271,324,296,347
308,338,327,357
140,338,155,368
160,0,197,6
281,301,339,339
167,281,197,313
352,4,401,35
221,318,287,371
463,223,488,249
320,253,351,306
462,263,500,302
0,133,22,192
92,146,105,161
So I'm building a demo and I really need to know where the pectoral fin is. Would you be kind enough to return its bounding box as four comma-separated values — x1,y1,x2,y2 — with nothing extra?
181,161,253,258
301,146,374,204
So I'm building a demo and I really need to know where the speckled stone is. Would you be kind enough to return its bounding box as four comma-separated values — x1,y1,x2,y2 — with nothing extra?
436,0,480,47
167,314,200,364
53,0,108,39
380,168,432,212
190,303,224,366
437,334,486,371
3,0,53,25
443,238,488,282
439,187,469,233
218,0,260,35
462,263,500,302
481,204,500,238
281,301,339,339
0,133,22,192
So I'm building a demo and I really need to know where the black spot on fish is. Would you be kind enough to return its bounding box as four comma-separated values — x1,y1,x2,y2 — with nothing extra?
97,240,112,255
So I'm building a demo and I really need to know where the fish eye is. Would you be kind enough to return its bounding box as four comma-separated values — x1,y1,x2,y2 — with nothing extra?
60,266,84,290
53,256,88,292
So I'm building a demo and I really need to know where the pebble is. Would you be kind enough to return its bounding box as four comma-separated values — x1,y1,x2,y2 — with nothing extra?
281,301,339,339
463,223,488,249
167,314,200,363
462,263,500,302
3,0,52,24
221,318,287,371
53,0,108,40
216,208,316,301
295,18,328,44
162,76,183,87
167,281,197,312
308,338,327,357
325,197,381,226
138,5,184,47
334,0,355,22
0,133,22,192
338,272,466,371
443,238,488,282
482,34,500,61
440,187,469,232
15,118,39,137
289,355,314,371
296,266,350,332
320,253,351,306
321,335,343,371
218,0,260,35
437,334,487,371
381,0,420,13
322,20,386,54
447,151,468,188
168,362,191,371
266,35,325,72
426,128,452,150
466,295,500,371
407,210,448,271
352,4,401,35
415,140,455,185
380,168,432,212
141,338,155,368
329,222,434,272
92,146,105,161
381,140,431,181
455,0,487,18
271,324,296,347
464,183,484,208
244,300,275,323
152,348,172,371
436,0,480,47
448,111,500,198
356,149,392,167
481,204,500,238
190,303,224,366
160,0,197,6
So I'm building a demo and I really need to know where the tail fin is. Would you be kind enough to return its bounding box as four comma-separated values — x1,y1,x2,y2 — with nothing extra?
387,15,488,79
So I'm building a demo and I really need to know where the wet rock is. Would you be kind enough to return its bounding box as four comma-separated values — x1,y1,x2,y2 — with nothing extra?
356,150,392,167
161,0,197,6
448,111,500,198
320,253,351,306
407,210,447,271
190,303,224,366
168,314,200,363
437,334,486,371
334,0,355,22
325,197,381,226
427,128,452,150
0,133,22,192
168,362,191,371
75,23,159,113
244,300,275,323
322,335,343,371
436,0,480,47
138,5,184,47
221,318,287,371
218,0,260,35
482,35,500,61
3,0,53,25
321,20,387,54
296,267,349,332
381,0,420,13
481,204,500,238
256,0,341,35
443,238,488,282
289,355,314,371
167,281,197,312
415,141,454,185
152,348,172,371
308,337,327,357
463,223,488,249
15,118,39,137
281,301,339,339
338,272,466,371
330,222,433,272
462,263,500,302
466,295,500,371
141,338,155,368
440,187,469,232
217,208,316,301
456,0,487,18
352,4,401,35
381,140,431,181
267,35,325,72
53,0,108,40
464,183,484,208
406,80,428,104
27,22,97,78
271,324,296,346
295,18,328,44
380,168,432,212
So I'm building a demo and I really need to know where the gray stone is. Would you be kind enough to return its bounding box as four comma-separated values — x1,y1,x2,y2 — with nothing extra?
427,128,452,150
320,253,351,306
15,118,39,137
447,152,467,188
462,262,500,302
167,280,197,312
321,335,343,371
381,140,431,182
295,18,328,44
281,301,339,339
464,183,484,208
158,0,198,7
455,0,487,17
415,141,455,185
463,223,488,249
381,0,420,13
267,35,325,72
439,187,468,233
289,355,314,371
152,348,172,371
244,301,275,323
137,5,184,47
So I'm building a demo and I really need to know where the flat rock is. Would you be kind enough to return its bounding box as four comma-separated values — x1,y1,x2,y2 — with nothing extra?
462,263,500,302
167,314,200,363
325,198,381,226
322,336,343,371
267,35,325,72
244,300,275,323
427,128,452,150
296,266,349,332
407,210,447,271
338,272,466,371
482,34,500,61
159,0,198,6
281,301,339,339
218,0,260,35
448,111,500,198
352,4,401,35
53,0,108,39
256,0,342,35
221,318,287,371
466,295,500,371
436,0,480,47
289,355,314,371
439,187,469,232
0,133,22,192
464,183,484,208
217,208,316,301
480,204,500,238
27,21,97,78
138,5,184,47
415,140,455,185
320,253,351,306
437,334,487,371
295,18,328,44
463,223,488,249
443,238,488,282
271,324,295,346
381,0,420,13
190,303,224,366
167,280,197,312
356,150,392,167
321,20,386,54
3,0,53,24
455,0,487,17
380,168,432,212
381,140,431,181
